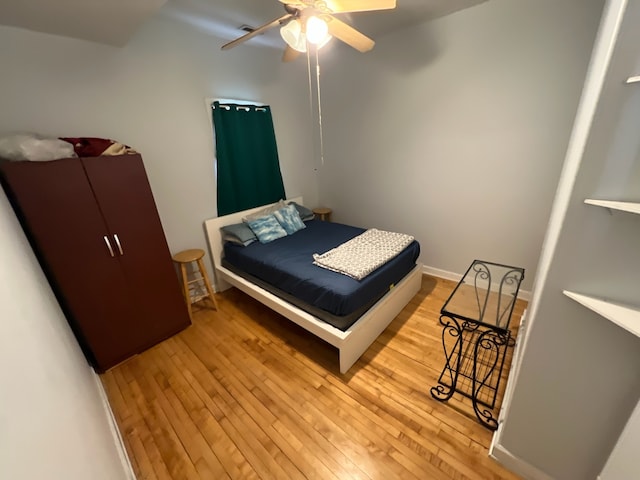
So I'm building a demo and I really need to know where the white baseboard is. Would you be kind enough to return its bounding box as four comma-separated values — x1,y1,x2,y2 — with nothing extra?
494,309,528,425
422,265,463,282
93,370,137,480
489,441,553,480
422,264,531,301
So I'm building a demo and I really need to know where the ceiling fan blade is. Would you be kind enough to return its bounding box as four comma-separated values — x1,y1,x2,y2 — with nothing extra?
221,13,293,50
325,0,396,13
282,45,301,62
326,16,374,52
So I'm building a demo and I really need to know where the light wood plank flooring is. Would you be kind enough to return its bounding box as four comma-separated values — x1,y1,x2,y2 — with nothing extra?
101,274,526,480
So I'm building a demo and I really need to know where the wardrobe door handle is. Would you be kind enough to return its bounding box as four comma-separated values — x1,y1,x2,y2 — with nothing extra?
103,236,115,257
113,234,124,256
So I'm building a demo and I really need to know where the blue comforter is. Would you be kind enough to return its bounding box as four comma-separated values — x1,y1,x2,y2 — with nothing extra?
223,220,420,317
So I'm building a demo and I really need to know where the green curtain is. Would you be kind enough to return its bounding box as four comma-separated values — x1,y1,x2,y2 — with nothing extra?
212,101,286,216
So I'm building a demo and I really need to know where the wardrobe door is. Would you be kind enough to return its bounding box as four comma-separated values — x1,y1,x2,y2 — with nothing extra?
0,158,142,371
82,154,190,346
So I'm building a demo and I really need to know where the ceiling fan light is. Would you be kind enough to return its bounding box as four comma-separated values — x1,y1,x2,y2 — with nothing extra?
306,16,329,45
280,19,307,52
318,34,332,50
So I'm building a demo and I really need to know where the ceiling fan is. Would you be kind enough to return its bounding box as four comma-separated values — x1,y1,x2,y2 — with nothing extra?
221,0,397,62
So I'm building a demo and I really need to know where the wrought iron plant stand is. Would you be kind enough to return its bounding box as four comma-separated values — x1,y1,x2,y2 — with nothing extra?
430,260,524,430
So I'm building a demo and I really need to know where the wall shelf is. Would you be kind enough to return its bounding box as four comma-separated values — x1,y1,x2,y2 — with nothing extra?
563,291,640,338
584,199,640,214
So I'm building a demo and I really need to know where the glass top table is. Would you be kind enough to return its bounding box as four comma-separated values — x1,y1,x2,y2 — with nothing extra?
442,260,525,331
431,260,525,430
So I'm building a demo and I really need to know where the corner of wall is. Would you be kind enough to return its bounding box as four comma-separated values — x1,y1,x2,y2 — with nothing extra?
489,439,553,480
93,373,137,480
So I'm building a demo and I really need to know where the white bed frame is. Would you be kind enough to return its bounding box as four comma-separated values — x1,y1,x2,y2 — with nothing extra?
203,197,423,374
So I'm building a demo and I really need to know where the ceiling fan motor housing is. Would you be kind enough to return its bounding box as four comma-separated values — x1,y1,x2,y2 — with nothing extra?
221,0,396,55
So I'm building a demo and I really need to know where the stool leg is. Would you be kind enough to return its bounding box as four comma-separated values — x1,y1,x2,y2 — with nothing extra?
197,258,218,311
179,263,193,320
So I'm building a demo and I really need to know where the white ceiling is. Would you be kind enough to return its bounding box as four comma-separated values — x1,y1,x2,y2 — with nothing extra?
0,0,167,47
161,0,488,50
0,0,487,49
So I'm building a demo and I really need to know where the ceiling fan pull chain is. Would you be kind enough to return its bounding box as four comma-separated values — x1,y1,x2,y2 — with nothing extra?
315,48,325,167
306,46,317,170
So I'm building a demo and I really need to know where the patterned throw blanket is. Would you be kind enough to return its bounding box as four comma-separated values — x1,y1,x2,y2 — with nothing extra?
313,228,415,281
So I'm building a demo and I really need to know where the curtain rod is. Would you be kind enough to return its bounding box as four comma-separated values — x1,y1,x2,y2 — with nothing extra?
212,104,267,112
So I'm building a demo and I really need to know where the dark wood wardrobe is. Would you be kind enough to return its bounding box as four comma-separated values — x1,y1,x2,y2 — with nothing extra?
0,153,191,372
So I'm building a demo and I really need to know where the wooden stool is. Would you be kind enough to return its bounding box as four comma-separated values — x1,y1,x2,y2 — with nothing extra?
172,248,218,319
313,207,332,222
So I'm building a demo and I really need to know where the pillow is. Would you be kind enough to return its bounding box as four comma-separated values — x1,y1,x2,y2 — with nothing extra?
220,222,257,246
273,204,306,235
288,201,315,222
246,214,288,243
242,199,286,222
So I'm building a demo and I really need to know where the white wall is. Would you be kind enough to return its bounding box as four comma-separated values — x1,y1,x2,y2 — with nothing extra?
0,3,620,476
0,15,317,276
600,397,640,480
0,189,129,480
498,0,640,477
0,14,318,477
316,0,604,291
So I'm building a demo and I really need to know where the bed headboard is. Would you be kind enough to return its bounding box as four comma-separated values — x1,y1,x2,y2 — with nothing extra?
203,196,303,273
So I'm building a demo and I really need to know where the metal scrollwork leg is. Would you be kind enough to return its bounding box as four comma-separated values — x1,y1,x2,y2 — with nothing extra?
431,314,463,402
471,329,508,430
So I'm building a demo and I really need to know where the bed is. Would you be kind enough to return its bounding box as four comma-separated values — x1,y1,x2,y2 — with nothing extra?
204,197,423,373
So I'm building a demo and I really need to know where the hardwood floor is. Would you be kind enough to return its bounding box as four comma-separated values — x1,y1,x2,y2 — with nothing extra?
101,274,526,480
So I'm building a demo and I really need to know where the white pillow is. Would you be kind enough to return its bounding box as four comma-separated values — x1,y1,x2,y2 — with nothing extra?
242,199,286,222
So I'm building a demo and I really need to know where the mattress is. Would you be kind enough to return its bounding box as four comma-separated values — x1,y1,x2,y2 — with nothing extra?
222,219,420,330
